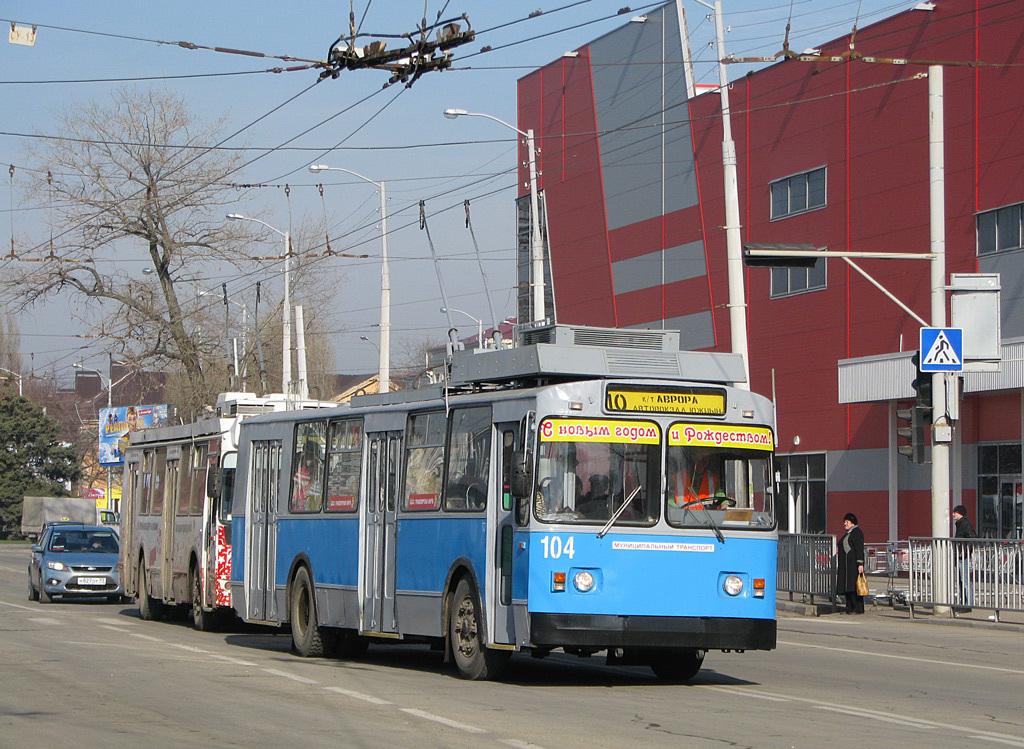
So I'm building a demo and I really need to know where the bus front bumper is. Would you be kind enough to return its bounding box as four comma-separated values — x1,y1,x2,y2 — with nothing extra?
529,613,777,651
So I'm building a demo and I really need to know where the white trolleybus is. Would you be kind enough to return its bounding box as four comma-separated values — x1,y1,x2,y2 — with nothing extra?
230,325,778,680
119,392,333,629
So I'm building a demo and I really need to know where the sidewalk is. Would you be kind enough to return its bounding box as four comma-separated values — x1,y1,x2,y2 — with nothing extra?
777,576,1024,634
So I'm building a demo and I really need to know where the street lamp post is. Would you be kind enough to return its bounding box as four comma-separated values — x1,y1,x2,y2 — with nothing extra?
227,214,292,396
74,357,132,512
443,108,545,325
309,164,391,394
441,307,483,349
0,365,24,396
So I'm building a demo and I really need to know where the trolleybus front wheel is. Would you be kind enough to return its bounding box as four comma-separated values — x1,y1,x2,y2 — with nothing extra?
290,566,336,657
649,648,705,682
449,577,510,680
190,563,215,632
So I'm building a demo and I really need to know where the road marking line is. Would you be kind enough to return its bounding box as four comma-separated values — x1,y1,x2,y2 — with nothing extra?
129,633,164,643
262,668,318,685
0,565,22,573
168,643,209,654
28,617,63,625
707,686,790,702
208,653,258,667
971,736,1024,747
93,617,137,626
500,740,547,749
778,639,1024,675
400,708,487,734
0,600,37,611
323,686,392,705
815,705,938,729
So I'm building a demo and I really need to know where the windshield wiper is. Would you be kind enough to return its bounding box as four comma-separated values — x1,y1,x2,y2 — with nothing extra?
597,485,642,539
681,489,725,544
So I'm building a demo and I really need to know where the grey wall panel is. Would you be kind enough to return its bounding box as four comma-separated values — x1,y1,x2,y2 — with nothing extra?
980,252,1024,338
612,240,707,295
826,448,888,492
642,311,716,350
590,4,697,231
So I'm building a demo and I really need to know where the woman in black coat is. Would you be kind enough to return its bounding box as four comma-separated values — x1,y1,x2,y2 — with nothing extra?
836,512,865,614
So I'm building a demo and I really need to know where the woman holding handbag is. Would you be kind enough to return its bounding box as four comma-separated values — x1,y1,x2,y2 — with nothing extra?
836,512,866,614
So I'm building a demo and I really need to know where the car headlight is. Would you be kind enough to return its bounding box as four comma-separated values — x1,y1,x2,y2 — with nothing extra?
723,575,744,596
46,560,67,571
573,570,595,592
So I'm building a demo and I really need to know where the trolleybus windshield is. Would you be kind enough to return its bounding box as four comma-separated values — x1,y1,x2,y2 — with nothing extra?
535,417,660,525
665,422,775,529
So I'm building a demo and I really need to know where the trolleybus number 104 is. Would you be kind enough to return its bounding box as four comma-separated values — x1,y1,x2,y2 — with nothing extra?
540,535,576,560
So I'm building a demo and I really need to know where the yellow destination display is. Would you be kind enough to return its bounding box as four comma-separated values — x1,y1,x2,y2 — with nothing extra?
605,386,726,416
539,418,660,444
668,423,774,451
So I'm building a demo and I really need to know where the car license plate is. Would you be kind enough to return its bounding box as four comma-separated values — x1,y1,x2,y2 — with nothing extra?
78,577,105,586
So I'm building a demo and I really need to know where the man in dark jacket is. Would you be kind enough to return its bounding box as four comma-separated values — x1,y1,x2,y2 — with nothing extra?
952,504,976,610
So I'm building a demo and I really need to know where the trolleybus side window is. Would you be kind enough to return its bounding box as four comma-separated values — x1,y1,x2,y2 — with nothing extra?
290,421,326,512
176,445,193,516
151,448,167,515
219,452,237,524
190,443,208,516
326,419,362,512
404,411,445,511
443,406,491,511
534,417,660,525
140,450,154,515
665,422,775,529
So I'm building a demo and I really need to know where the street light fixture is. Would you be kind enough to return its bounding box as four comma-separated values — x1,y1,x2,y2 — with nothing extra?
442,108,546,325
226,213,294,397
308,163,391,395
440,306,483,349
0,365,24,397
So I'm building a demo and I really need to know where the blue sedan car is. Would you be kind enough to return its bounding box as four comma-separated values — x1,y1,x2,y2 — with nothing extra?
28,523,124,603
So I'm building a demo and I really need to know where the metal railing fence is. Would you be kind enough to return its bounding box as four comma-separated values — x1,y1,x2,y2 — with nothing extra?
908,537,1024,621
777,533,835,601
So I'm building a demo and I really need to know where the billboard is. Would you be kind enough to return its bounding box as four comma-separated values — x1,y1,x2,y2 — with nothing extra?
99,404,170,467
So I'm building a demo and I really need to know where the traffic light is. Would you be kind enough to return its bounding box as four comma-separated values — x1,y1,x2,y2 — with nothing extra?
910,352,933,409
896,404,929,463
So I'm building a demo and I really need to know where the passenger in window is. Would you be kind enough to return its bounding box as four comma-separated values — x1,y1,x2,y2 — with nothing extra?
293,442,323,511
577,474,610,518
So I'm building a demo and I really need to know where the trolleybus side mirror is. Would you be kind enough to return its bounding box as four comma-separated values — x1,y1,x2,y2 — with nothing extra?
510,450,534,499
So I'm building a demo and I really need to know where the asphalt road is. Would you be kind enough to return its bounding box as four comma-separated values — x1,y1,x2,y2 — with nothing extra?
2,543,1023,748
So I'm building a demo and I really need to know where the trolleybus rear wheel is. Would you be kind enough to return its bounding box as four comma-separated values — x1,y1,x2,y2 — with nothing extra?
650,648,705,682
290,566,335,657
449,577,509,680
191,563,214,632
137,559,164,621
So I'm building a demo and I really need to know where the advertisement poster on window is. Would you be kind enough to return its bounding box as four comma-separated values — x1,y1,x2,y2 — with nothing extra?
98,404,170,467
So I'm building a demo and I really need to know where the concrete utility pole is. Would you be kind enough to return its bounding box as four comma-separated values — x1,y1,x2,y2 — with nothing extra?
695,0,750,389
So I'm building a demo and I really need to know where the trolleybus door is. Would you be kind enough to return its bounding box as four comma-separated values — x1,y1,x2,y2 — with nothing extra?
487,424,519,645
362,432,400,634
161,445,181,601
248,440,280,622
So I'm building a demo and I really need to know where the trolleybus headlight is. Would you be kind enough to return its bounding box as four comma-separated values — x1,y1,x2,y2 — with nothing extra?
573,570,595,592
723,575,744,596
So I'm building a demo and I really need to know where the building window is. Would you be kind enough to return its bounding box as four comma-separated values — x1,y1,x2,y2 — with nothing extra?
771,167,826,220
977,443,1022,538
770,258,826,298
977,203,1024,256
775,453,826,535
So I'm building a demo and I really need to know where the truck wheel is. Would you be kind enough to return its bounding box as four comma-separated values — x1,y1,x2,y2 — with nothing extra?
191,564,214,632
137,560,165,621
449,577,509,680
290,566,335,657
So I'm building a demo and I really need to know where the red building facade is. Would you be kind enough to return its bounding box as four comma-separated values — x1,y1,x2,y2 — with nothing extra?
517,0,1024,542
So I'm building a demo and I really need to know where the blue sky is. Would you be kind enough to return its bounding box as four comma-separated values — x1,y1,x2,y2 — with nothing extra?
0,0,915,381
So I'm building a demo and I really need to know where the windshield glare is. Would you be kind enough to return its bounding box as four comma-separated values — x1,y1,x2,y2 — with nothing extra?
665,444,774,529
534,421,660,525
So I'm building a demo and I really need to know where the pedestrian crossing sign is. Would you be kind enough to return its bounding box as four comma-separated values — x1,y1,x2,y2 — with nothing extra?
919,327,963,372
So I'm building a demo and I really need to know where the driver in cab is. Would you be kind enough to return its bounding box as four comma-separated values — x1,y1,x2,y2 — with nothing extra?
668,451,731,510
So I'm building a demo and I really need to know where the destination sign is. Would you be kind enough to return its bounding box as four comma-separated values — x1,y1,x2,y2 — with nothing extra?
605,385,727,416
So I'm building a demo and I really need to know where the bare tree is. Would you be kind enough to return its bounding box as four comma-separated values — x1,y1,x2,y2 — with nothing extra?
3,87,260,417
